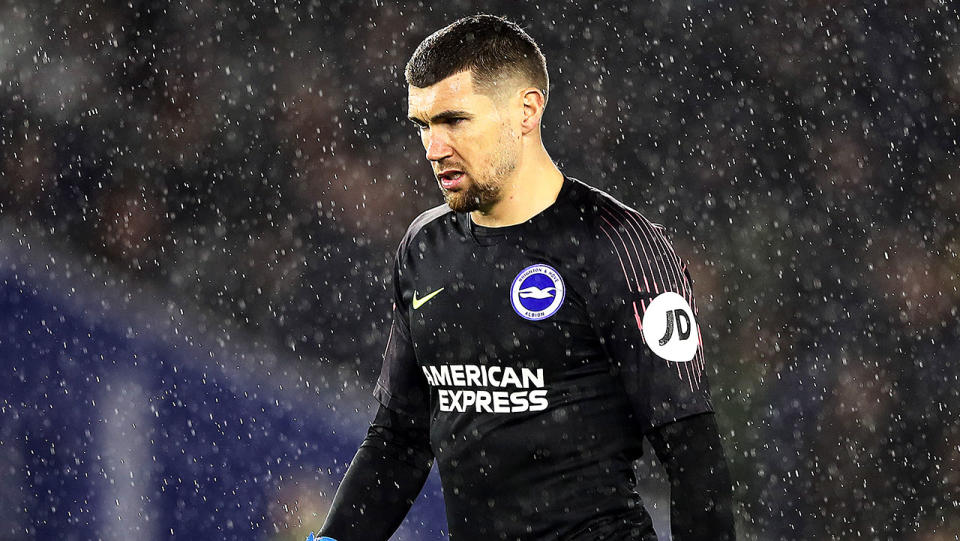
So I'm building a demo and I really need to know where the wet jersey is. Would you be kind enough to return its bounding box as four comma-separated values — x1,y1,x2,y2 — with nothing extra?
374,177,714,540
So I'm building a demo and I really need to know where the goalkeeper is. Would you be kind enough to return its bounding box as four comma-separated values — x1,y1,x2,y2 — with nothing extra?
316,14,735,541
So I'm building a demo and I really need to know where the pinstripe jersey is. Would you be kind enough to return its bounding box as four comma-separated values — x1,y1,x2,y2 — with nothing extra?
375,176,713,540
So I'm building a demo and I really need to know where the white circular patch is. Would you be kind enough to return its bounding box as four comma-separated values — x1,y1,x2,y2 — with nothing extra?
510,264,565,321
641,292,698,363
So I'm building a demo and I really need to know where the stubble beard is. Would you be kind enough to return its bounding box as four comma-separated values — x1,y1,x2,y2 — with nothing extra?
442,142,518,214
443,174,502,213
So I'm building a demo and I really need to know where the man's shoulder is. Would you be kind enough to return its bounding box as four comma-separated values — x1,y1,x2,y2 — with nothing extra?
564,177,665,236
563,177,686,285
398,203,456,253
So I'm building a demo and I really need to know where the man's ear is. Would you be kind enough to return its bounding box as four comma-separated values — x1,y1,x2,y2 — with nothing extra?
519,87,546,135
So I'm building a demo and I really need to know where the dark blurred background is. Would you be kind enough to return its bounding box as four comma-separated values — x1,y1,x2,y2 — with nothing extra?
1,1,958,539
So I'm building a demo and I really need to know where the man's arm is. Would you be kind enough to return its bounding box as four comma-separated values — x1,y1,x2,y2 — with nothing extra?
586,205,735,538
319,404,433,540
646,412,735,540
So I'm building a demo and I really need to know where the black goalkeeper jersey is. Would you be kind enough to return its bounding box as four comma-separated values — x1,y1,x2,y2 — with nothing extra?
374,177,714,540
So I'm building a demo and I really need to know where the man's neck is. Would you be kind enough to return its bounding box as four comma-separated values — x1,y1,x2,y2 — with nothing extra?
471,151,564,228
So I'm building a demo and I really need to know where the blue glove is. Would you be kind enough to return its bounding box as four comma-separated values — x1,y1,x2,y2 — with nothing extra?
305,533,337,541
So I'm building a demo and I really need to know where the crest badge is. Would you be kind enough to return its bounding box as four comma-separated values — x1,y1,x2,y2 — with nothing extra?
510,264,565,321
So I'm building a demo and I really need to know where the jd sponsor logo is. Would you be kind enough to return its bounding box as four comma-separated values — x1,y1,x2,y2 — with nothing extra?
640,291,698,363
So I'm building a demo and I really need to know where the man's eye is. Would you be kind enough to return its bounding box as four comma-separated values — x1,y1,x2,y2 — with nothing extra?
449,118,464,125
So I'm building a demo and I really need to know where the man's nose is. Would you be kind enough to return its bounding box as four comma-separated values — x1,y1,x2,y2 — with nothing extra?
425,132,453,162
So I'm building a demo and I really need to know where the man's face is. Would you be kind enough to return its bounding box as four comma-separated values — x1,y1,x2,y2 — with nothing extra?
407,70,519,213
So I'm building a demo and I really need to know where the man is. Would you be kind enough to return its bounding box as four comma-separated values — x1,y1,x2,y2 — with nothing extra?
317,14,735,540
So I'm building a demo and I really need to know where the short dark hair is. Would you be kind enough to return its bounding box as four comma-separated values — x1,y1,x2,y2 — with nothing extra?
405,14,548,104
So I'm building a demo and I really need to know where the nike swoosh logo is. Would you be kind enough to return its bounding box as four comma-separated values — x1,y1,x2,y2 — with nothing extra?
412,288,445,310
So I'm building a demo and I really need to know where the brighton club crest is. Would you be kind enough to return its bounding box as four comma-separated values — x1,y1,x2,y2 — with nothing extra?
510,264,565,321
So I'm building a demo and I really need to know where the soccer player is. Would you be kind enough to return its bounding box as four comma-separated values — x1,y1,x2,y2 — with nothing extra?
317,14,735,541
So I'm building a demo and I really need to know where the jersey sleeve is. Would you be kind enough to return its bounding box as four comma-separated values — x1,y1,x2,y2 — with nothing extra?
588,203,714,432
372,244,431,422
